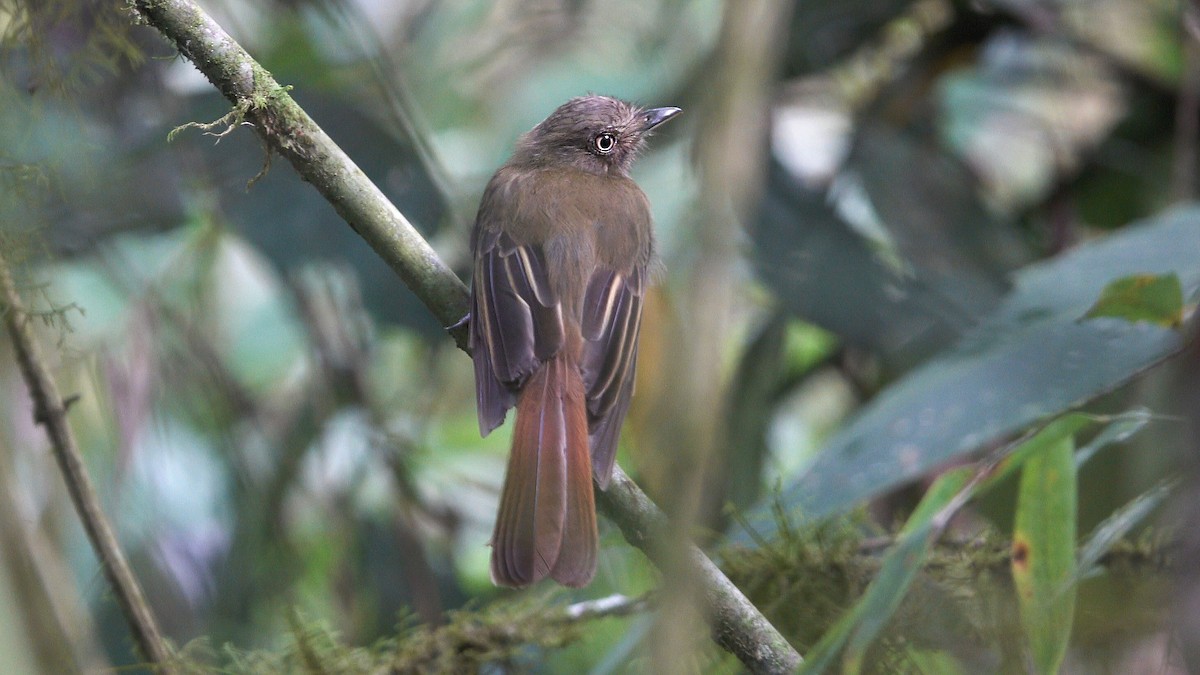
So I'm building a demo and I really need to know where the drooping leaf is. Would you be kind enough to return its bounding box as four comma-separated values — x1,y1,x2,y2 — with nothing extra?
735,206,1200,545
798,470,966,675
1071,481,1174,585
853,123,1027,283
1012,435,1077,675
1083,273,1184,327
797,413,1104,673
1074,407,1152,468
755,159,985,366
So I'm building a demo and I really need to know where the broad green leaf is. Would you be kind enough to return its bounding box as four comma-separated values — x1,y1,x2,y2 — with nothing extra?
754,160,986,366
734,206,1200,546
1083,273,1184,327
1012,436,1077,674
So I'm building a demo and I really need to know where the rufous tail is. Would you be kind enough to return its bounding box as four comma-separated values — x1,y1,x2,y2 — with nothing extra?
490,352,598,587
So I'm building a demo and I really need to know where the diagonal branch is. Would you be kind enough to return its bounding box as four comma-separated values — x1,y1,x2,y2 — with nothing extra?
0,250,175,671
127,0,802,671
131,0,471,350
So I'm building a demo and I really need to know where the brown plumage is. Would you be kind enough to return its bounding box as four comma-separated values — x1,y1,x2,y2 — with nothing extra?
470,95,680,587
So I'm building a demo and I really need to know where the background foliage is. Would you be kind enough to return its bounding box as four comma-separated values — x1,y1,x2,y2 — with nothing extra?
1,0,1197,672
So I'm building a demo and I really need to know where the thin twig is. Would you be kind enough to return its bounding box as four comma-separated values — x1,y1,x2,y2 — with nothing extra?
128,0,803,671
562,593,654,622
0,250,175,671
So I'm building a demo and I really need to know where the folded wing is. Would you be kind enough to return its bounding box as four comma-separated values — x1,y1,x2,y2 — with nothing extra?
470,228,565,435
580,265,645,488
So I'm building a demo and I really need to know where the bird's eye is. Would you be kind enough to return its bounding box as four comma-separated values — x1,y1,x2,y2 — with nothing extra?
594,132,616,155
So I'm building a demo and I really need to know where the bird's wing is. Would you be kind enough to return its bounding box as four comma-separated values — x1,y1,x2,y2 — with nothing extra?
470,227,565,436
580,265,645,487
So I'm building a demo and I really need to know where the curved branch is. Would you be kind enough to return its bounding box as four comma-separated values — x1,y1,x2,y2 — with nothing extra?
128,1,802,671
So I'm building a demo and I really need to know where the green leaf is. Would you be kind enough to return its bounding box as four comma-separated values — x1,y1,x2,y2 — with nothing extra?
797,414,1110,673
981,414,1091,491
1083,273,1184,327
1074,407,1152,468
733,206,1200,546
1072,481,1173,585
1012,435,1077,675
798,473,960,675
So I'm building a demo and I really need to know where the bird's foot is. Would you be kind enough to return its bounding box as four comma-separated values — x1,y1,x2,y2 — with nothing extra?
447,312,470,331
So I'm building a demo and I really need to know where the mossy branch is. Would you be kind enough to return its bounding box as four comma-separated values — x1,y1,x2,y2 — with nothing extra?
0,249,175,671
129,0,470,349
127,0,802,671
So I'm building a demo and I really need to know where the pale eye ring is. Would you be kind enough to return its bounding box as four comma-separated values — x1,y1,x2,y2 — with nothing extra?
594,132,616,154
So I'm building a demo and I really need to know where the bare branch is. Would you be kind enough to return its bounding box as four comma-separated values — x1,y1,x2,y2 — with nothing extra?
0,250,175,671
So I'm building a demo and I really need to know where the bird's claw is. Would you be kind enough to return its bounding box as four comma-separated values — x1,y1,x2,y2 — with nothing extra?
447,312,470,331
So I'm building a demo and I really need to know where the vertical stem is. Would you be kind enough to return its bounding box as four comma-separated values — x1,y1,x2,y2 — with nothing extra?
649,0,793,671
1173,8,1200,202
0,251,174,671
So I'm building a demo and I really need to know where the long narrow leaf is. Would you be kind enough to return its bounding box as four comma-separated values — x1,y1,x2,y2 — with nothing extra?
794,409,1153,672
1012,436,1078,674
1071,481,1173,585
1074,407,1152,468
799,467,981,674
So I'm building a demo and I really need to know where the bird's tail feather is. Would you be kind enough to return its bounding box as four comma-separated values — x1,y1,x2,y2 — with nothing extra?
490,352,598,588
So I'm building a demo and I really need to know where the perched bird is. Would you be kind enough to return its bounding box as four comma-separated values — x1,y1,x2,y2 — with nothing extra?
469,95,680,587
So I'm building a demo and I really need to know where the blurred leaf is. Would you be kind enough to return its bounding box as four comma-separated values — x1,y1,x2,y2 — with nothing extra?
984,414,1091,490
1072,481,1173,585
800,468,969,674
797,411,1118,672
782,0,910,75
975,409,1145,494
1074,406,1152,467
720,314,788,511
1083,273,1183,327
755,159,971,365
736,205,1200,545
1060,0,1182,85
1011,435,1077,675
938,33,1125,211
853,124,1027,283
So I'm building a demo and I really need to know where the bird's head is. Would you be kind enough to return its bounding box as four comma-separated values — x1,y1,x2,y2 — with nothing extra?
515,95,681,176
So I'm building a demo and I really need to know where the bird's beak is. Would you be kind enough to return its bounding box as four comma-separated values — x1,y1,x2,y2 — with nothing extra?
640,106,682,132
